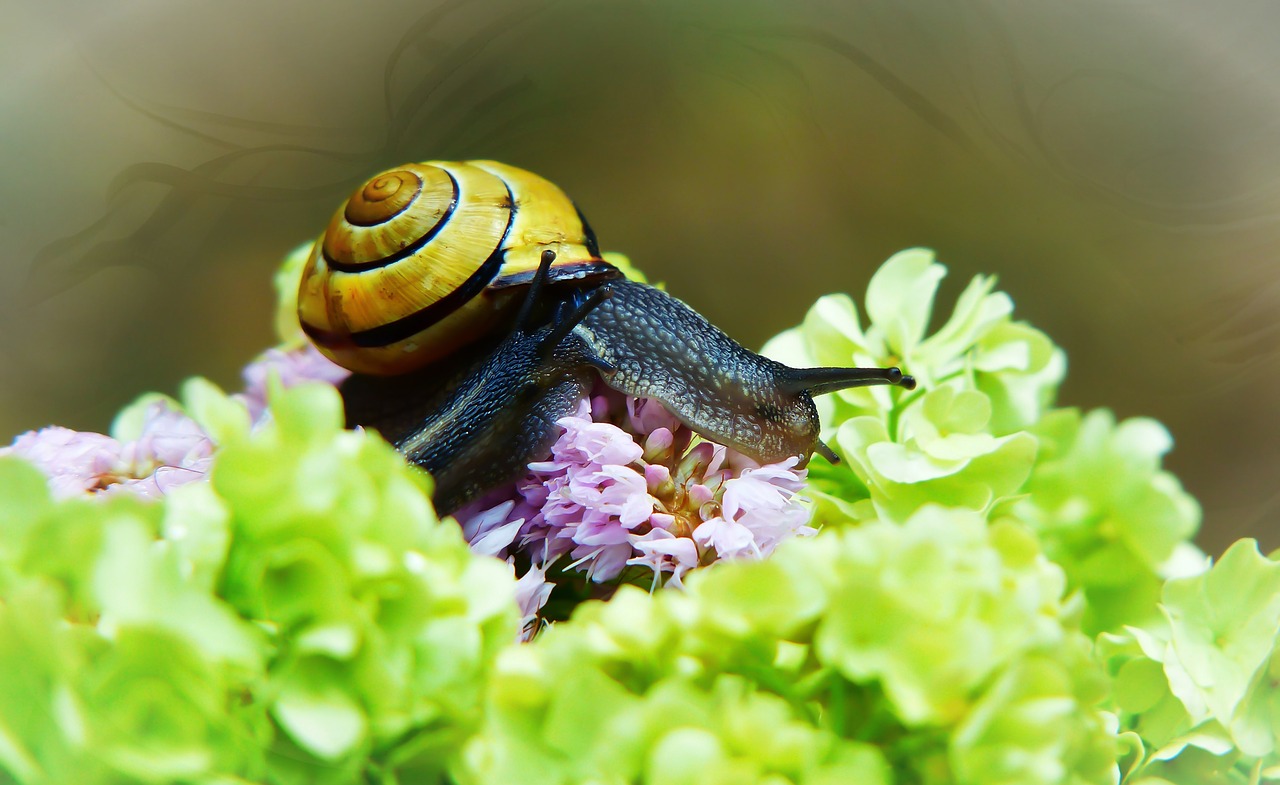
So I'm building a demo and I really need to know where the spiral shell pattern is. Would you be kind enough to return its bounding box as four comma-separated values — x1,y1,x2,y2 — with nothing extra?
298,160,615,375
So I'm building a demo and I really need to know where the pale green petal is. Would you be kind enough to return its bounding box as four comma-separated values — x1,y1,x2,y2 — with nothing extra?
865,248,945,355
1149,722,1235,760
1229,649,1280,758
759,326,813,368
803,292,875,364
181,377,251,444
922,387,992,434
867,441,970,483
917,273,1010,370
1114,417,1175,460
161,482,230,592
0,457,53,569
645,727,727,785
997,349,1066,429
273,241,314,346
295,623,360,659
1162,540,1280,728
273,675,368,761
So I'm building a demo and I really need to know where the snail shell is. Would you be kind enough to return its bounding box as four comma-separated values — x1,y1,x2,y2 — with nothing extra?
297,160,618,375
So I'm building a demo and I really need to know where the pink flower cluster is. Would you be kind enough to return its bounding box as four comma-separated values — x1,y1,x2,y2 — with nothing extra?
3,344,348,500
2,401,214,500
237,344,351,421
455,390,815,621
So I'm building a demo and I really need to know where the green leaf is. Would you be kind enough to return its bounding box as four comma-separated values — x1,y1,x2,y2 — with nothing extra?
273,240,314,346
1162,540,1280,731
181,377,250,444
865,248,945,356
0,457,53,575
273,666,368,761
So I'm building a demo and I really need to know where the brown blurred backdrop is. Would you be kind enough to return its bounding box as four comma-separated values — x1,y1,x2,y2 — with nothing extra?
3,1,1278,555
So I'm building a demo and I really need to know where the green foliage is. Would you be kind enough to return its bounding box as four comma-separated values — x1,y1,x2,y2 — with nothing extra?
763,248,1202,636
1016,409,1202,635
273,241,314,346
1100,539,1280,783
0,384,518,785
2,247,1274,785
460,507,1114,785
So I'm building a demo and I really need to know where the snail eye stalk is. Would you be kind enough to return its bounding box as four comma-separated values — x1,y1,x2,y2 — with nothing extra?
777,366,916,397
511,249,558,333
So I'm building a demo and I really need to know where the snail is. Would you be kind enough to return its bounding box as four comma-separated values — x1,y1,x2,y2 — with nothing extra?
299,160,915,513
380,250,614,513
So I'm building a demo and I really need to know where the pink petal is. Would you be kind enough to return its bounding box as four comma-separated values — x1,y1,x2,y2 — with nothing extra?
692,516,759,560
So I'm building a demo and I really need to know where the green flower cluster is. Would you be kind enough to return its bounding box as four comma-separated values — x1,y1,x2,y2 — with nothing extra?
1100,539,1280,784
763,249,1060,525
2,244,1274,785
458,506,1113,785
763,249,1202,635
0,381,517,784
1017,409,1202,635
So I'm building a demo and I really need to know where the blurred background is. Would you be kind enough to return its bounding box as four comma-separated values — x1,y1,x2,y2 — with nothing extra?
3,0,1277,554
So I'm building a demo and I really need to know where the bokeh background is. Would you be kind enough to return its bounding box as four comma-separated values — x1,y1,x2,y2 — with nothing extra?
3,0,1278,555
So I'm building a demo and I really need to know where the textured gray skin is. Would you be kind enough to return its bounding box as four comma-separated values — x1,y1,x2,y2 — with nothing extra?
574,279,821,464
341,334,502,445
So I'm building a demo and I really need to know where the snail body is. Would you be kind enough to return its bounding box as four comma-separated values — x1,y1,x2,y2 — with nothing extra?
301,160,915,513
387,251,612,513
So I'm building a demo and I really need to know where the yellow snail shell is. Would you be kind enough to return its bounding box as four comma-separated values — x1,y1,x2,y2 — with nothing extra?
297,160,615,375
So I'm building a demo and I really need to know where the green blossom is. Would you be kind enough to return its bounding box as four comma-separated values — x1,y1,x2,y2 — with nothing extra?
765,248,1063,434
951,640,1115,785
832,393,1038,524
765,249,1201,644
809,509,1068,726
1014,408,1202,634
0,383,519,785
763,248,1061,525
458,505,1117,785
1099,539,1280,783
2,243,1271,785
0,463,269,784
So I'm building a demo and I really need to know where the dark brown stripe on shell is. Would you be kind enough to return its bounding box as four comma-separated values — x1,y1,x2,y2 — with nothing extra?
299,317,344,348
322,170,460,273
573,202,602,258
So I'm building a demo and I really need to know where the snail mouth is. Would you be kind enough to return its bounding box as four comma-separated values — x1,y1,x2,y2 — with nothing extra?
490,260,623,290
